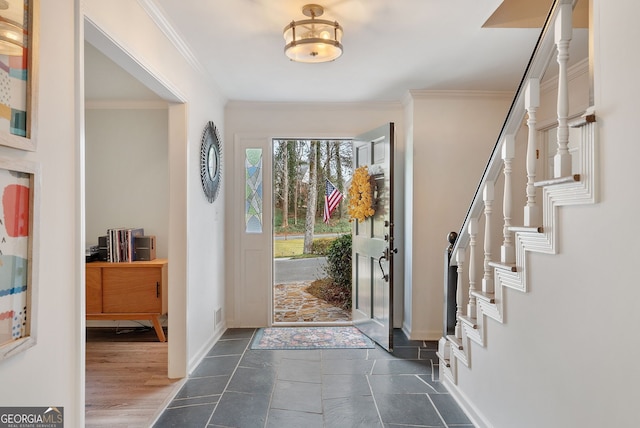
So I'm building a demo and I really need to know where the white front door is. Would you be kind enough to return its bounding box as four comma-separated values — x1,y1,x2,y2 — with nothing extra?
352,123,396,352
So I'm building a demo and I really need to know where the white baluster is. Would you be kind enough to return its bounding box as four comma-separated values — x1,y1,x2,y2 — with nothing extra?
482,182,494,294
501,136,515,264
554,2,573,178
455,248,465,339
524,78,540,226
467,218,478,319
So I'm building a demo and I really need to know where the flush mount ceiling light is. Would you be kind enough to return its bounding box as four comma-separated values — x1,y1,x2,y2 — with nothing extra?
0,0,24,57
283,4,343,63
0,19,24,56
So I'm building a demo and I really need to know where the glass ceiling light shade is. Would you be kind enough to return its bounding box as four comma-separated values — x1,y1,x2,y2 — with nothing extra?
0,17,24,56
283,4,343,63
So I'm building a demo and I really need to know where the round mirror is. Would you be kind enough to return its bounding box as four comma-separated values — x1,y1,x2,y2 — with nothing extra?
200,121,222,203
207,145,217,179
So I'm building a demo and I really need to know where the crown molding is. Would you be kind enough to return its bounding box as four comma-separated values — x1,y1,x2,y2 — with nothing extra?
137,0,206,76
225,100,403,112
408,89,514,101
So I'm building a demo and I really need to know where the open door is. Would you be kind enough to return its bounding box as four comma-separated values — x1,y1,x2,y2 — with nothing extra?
352,123,395,352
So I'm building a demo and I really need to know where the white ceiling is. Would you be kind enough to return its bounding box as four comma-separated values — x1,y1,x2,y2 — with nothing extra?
85,0,589,103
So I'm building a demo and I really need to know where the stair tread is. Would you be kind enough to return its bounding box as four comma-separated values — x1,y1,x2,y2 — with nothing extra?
446,335,463,350
534,174,580,187
471,290,496,304
459,315,478,329
488,261,517,272
509,225,544,233
435,351,451,367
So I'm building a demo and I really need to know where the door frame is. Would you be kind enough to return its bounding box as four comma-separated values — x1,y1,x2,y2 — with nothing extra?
229,130,404,329
230,132,360,327
271,138,354,327
83,17,188,379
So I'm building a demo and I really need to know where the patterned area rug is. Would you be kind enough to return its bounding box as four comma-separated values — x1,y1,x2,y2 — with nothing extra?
251,326,375,350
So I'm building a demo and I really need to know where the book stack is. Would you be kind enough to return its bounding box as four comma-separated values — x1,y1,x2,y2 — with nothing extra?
105,227,144,262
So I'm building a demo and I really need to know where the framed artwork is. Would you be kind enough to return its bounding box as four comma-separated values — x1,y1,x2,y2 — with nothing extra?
0,0,39,151
0,157,39,360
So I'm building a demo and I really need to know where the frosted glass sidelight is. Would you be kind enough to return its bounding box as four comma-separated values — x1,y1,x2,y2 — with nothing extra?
245,148,263,234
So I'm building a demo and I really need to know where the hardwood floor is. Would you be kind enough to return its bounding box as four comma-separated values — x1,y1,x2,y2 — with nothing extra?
85,330,183,427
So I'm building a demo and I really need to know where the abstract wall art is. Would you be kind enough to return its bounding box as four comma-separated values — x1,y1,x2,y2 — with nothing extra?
0,0,38,151
0,158,38,361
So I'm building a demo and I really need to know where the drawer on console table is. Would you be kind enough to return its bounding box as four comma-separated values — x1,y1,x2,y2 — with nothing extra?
85,259,168,315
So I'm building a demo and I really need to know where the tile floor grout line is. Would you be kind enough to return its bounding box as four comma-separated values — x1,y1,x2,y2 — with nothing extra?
171,393,221,402
319,353,326,427
201,353,245,359
166,402,221,411
186,374,233,381
365,369,386,427
262,350,283,428
413,373,441,394
204,328,257,428
426,391,450,428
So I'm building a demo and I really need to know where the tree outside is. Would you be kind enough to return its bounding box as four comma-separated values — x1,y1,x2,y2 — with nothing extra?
273,139,354,315
273,139,353,246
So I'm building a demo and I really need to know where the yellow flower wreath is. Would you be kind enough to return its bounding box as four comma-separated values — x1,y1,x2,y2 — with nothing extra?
348,166,375,222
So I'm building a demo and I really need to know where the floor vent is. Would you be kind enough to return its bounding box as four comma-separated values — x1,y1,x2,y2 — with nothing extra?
215,308,223,327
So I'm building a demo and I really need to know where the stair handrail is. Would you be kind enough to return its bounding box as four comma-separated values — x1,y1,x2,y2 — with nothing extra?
451,0,576,258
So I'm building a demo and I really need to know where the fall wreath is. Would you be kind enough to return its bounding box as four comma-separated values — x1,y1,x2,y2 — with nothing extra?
348,166,375,222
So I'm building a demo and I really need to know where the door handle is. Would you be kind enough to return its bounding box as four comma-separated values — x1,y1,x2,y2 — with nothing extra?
378,251,389,282
378,247,397,282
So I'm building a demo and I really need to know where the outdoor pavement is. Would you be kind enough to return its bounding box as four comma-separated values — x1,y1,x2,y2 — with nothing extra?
274,257,351,323
274,257,327,283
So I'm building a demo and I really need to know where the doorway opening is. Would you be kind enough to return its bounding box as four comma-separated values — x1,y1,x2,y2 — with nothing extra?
272,139,353,324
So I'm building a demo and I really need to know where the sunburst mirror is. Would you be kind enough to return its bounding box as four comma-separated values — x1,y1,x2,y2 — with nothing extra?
200,121,222,203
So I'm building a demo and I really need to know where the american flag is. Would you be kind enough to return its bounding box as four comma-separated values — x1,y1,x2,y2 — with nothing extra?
323,179,343,224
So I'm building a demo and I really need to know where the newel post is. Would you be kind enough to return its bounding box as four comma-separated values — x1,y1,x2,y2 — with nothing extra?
524,78,540,226
554,2,573,178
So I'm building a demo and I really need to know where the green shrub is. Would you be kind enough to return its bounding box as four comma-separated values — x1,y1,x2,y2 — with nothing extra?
311,238,335,255
325,234,352,291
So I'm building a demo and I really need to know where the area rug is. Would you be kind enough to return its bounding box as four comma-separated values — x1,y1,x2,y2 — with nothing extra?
251,326,375,350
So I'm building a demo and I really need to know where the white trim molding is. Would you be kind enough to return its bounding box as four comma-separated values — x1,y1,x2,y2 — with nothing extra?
137,0,207,76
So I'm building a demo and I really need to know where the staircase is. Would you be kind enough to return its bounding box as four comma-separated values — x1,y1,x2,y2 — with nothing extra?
437,0,596,385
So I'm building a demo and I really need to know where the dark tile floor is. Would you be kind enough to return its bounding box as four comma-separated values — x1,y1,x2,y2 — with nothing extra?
153,328,474,428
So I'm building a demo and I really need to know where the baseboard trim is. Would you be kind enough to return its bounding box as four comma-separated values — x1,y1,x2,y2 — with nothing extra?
404,327,443,341
442,376,493,428
187,323,227,375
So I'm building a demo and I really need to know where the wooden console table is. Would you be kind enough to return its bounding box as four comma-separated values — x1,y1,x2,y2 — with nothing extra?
86,259,168,342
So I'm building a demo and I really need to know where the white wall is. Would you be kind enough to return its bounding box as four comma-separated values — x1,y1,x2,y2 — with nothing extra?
85,108,169,257
451,1,640,426
0,0,229,422
403,96,415,336
224,102,405,327
0,0,82,425
404,91,512,340
83,1,229,377
84,107,170,329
